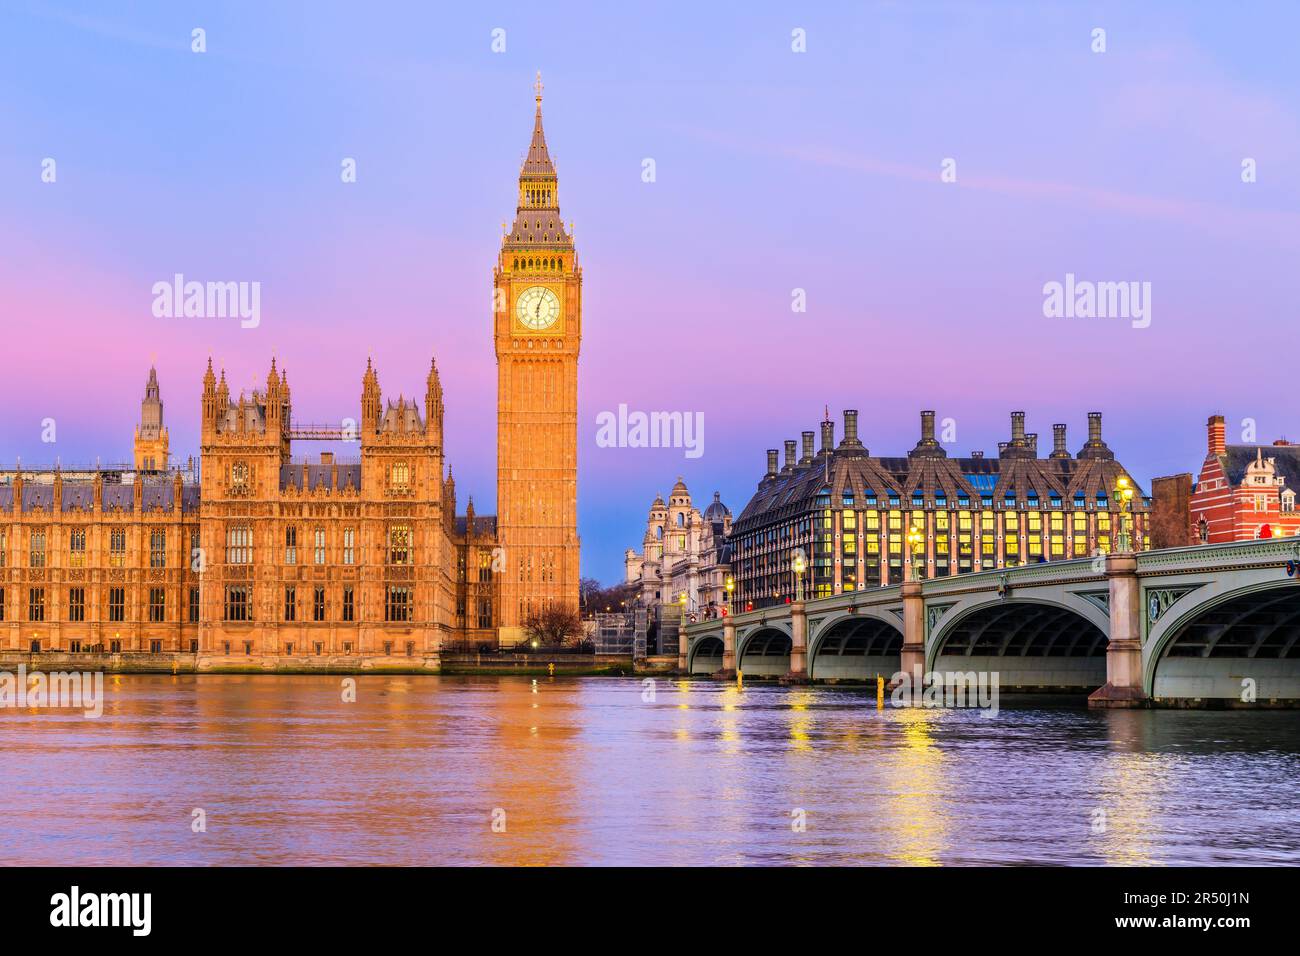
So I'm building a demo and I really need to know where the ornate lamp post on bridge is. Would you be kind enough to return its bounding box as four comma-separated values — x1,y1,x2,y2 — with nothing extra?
1115,476,1135,554
792,549,807,604
905,526,925,582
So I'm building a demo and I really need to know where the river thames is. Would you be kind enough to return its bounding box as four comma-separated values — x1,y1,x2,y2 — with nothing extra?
1,675,1297,866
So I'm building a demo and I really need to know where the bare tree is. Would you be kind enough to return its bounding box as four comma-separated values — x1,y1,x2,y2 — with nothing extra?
580,580,639,616
522,604,583,647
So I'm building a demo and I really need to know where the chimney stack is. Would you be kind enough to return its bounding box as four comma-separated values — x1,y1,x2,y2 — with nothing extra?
800,431,815,466
783,440,797,472
1027,432,1038,456
820,417,835,454
1051,423,1070,458
839,409,864,451
1011,411,1026,443
766,448,779,478
910,408,946,458
1078,411,1114,460
1208,414,1226,456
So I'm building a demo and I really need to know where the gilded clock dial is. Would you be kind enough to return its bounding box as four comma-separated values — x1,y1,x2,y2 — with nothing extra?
516,285,560,331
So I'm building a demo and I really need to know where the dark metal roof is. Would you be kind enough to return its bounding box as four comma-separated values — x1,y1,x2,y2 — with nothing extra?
733,448,1146,533
103,486,134,512
279,463,362,492
456,514,498,536
1222,445,1300,490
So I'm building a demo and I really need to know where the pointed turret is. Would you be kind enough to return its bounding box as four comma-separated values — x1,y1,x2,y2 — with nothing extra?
202,357,217,430
265,358,283,432
425,356,444,441
134,365,169,471
361,358,381,436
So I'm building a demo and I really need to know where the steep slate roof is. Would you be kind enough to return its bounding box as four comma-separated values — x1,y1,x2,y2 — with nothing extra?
279,463,362,493
62,485,94,511
140,483,175,511
1223,444,1300,491
734,414,1147,533
103,486,134,511
22,485,54,512
456,514,498,536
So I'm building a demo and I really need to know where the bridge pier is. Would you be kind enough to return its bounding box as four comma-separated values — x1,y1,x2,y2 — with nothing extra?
677,618,688,674
716,618,737,679
785,602,809,682
898,581,925,681
1089,554,1149,708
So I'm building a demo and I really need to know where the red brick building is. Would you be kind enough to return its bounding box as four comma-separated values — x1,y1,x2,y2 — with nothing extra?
1186,415,1300,543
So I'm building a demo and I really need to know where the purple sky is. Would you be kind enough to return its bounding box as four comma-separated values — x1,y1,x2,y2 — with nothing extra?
2,2,1299,581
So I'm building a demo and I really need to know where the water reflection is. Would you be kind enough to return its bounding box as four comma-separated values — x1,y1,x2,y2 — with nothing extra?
0,677,1297,865
883,709,947,866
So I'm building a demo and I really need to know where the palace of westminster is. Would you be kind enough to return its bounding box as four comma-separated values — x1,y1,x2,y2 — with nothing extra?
0,79,581,663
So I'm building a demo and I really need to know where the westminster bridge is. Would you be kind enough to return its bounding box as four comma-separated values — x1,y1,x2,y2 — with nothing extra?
680,538,1300,707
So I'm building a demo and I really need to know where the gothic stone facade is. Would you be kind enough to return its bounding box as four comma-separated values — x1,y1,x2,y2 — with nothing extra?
0,361,501,661
0,82,579,661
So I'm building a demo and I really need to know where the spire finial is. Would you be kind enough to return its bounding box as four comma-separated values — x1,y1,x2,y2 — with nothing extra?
534,70,543,104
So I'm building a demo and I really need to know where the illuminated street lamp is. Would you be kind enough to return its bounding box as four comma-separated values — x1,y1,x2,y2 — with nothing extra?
1115,476,1135,553
792,549,807,603
725,575,735,616
905,526,925,582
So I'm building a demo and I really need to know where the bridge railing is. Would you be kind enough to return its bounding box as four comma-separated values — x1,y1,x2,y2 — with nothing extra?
687,537,1300,636
1135,535,1300,572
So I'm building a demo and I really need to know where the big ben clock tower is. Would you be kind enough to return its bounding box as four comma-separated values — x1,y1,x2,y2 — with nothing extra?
494,73,581,640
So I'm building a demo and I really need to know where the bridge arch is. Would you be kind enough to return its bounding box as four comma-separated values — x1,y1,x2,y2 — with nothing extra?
737,626,793,678
1144,580,1300,701
687,634,725,675
927,597,1108,691
808,613,903,682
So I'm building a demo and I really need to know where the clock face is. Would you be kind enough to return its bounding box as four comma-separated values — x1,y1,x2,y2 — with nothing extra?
516,285,560,331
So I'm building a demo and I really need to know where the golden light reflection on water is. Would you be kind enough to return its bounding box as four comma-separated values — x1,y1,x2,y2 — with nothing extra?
787,690,814,751
719,684,741,749
1091,712,1167,865
880,708,948,866
477,678,581,867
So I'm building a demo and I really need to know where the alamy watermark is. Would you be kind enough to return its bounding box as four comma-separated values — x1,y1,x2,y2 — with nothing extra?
595,404,704,459
50,886,150,936
0,665,104,718
152,273,261,329
889,667,1000,717
1042,273,1151,329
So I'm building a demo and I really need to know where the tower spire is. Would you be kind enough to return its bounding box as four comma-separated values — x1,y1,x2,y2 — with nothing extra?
522,71,555,178
506,72,568,247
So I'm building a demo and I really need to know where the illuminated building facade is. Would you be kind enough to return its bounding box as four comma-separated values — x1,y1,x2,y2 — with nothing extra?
731,410,1151,609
